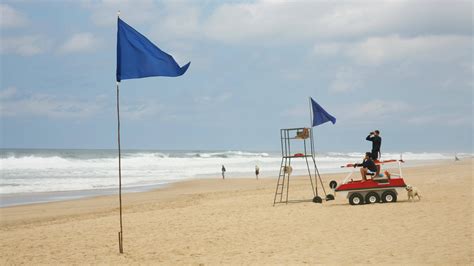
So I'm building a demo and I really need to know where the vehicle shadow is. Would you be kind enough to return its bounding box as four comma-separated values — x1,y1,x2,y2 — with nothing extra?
325,199,414,207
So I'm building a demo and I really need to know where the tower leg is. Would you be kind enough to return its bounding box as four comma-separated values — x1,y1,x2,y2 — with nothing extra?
286,159,291,204
273,157,285,205
312,156,327,196
305,156,316,197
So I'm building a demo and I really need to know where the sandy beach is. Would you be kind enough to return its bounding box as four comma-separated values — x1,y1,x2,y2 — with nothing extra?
0,159,472,264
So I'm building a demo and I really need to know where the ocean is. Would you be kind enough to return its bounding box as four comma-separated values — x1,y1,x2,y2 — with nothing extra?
0,149,467,207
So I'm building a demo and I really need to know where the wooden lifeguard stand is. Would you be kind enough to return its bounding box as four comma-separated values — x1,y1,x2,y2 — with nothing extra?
273,127,333,205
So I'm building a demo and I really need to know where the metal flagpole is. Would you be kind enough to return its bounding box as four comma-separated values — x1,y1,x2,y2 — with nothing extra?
116,10,124,254
309,97,327,199
116,81,124,254
308,97,314,155
308,97,316,195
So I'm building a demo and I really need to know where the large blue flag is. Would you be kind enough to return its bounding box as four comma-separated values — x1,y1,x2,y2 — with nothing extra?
311,97,336,127
116,18,190,82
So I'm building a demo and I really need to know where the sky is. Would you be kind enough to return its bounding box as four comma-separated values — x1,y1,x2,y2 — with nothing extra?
0,0,472,153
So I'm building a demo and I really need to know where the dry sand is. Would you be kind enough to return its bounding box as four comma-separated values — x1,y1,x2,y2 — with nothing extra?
1,159,472,264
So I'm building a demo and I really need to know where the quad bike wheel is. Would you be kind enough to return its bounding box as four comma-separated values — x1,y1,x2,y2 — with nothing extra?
381,190,397,203
365,192,380,204
349,193,364,205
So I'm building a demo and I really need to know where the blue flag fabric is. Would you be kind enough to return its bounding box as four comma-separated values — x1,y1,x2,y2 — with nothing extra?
116,18,190,82
311,98,336,127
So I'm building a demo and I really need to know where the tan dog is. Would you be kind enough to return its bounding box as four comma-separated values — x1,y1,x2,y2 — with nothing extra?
406,185,421,201
282,165,293,176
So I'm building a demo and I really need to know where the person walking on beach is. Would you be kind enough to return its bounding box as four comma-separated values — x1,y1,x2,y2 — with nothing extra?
221,165,226,179
255,165,260,180
366,130,382,175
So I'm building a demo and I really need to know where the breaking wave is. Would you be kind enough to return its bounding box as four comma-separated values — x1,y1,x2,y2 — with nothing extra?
0,149,467,195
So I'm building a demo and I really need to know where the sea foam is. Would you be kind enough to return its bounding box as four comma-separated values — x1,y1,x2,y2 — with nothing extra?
0,149,466,195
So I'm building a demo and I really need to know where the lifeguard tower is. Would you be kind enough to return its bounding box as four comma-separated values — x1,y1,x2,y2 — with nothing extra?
273,127,333,205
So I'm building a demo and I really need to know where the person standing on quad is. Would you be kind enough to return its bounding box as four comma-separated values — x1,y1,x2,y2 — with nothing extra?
366,130,382,175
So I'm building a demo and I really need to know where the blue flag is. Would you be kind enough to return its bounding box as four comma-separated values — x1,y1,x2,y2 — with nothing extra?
311,97,336,127
116,18,190,82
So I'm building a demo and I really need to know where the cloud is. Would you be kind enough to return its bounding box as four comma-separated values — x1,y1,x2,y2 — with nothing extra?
329,67,364,93
121,102,164,120
312,43,342,56
346,35,472,66
0,87,104,119
0,87,179,121
149,2,201,40
0,35,51,56
194,92,232,105
354,100,410,117
406,114,472,126
313,34,472,66
280,105,307,118
79,0,471,48
338,99,471,127
58,32,103,54
0,87,17,99
202,1,470,43
339,100,411,123
0,4,28,28
81,0,158,26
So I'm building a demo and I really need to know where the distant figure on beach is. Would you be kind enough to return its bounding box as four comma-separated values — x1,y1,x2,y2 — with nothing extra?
366,130,382,175
221,165,226,179
354,152,378,181
455,154,460,161
255,165,260,179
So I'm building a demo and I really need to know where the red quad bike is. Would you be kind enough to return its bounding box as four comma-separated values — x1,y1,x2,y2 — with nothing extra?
329,159,407,205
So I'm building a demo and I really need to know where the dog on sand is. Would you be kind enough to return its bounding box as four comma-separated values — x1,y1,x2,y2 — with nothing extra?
406,185,421,201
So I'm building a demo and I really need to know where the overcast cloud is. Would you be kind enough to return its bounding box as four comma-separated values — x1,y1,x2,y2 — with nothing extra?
0,0,472,152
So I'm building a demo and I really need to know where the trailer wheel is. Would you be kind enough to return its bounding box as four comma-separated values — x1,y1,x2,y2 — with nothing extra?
365,192,380,204
349,193,364,205
381,190,397,203
313,196,322,203
329,180,338,189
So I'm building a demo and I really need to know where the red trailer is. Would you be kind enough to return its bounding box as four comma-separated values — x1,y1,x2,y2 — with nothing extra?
329,159,407,205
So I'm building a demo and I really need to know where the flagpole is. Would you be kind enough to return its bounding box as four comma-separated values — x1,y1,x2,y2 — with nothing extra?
116,81,124,254
309,96,319,196
115,10,124,254
308,97,314,156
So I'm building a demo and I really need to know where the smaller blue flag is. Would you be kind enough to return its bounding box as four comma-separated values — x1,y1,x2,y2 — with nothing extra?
311,98,336,127
116,18,190,82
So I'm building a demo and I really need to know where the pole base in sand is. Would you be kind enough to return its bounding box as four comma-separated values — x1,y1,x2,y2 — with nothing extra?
118,231,123,253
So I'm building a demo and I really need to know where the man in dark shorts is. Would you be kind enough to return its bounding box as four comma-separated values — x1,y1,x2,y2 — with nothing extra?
366,130,381,175
354,152,378,181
